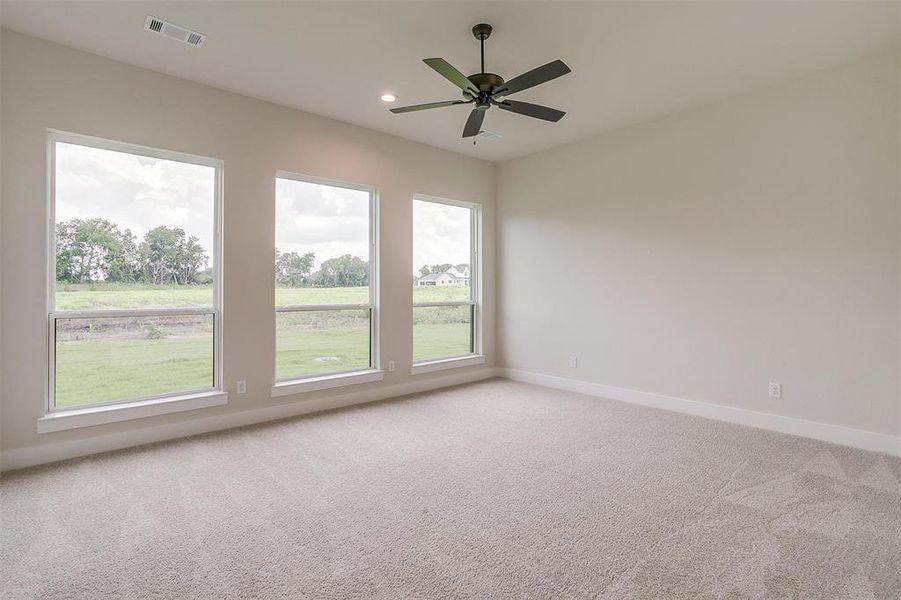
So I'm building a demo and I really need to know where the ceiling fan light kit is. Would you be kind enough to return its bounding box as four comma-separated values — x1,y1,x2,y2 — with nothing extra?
390,23,571,139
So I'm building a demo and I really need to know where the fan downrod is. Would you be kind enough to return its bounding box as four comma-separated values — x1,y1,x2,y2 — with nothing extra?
467,23,502,97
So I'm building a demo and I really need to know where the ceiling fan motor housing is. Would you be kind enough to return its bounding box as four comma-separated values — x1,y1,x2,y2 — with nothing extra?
467,72,504,92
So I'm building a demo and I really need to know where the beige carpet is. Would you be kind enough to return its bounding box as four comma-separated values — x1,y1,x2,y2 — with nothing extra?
2,379,900,599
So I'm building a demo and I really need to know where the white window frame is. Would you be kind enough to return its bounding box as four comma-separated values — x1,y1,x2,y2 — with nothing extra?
411,194,484,374
40,130,226,432
271,171,382,397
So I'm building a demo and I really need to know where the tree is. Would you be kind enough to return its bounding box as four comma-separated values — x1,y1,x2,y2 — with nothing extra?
174,235,207,285
418,263,453,278
275,250,315,287
107,229,140,283
430,263,453,275
55,218,139,283
140,227,178,284
139,226,207,285
313,254,368,287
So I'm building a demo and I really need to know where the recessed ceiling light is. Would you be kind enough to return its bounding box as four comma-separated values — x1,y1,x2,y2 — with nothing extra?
380,93,397,103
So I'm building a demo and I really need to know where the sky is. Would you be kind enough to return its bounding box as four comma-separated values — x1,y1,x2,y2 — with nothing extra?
276,179,472,276
55,142,216,264
55,141,471,277
276,177,370,270
412,200,471,275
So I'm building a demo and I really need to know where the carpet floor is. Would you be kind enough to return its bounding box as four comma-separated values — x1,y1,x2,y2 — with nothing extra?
2,378,900,599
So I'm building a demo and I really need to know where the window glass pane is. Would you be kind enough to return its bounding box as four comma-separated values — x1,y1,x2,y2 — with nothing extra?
413,305,473,362
54,142,216,310
412,200,472,303
275,177,370,305
276,309,370,379
54,314,214,408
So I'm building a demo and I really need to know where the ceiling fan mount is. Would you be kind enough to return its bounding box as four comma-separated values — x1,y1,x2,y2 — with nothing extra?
471,23,493,41
390,23,571,138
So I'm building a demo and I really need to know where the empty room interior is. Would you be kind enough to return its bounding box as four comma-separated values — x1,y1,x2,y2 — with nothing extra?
1,1,900,598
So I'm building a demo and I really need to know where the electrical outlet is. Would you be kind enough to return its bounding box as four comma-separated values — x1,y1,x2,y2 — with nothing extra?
569,355,578,369
237,380,246,394
388,360,395,372
768,382,781,399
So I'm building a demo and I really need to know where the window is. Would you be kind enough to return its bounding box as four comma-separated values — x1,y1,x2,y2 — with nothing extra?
274,173,377,384
412,196,480,366
48,131,222,412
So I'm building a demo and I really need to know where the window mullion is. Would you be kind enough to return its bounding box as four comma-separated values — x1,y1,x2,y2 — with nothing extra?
412,300,475,308
52,307,215,319
276,303,372,313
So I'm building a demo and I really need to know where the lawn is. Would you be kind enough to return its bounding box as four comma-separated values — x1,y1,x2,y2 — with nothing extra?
57,323,469,406
55,335,214,407
54,283,474,407
55,283,471,310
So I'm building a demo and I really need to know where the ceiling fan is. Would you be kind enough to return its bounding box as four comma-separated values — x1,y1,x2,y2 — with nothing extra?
390,23,571,138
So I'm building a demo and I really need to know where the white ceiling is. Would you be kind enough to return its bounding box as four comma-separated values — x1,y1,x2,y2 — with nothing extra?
1,1,898,162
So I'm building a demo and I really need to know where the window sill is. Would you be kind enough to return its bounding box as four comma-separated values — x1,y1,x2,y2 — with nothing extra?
37,390,228,434
411,355,485,375
271,369,385,398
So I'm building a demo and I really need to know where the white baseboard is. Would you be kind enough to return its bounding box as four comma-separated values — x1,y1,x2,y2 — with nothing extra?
0,367,499,472
498,368,901,457
6,366,897,471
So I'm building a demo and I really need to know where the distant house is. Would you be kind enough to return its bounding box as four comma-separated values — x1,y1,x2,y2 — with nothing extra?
449,264,470,283
416,264,471,287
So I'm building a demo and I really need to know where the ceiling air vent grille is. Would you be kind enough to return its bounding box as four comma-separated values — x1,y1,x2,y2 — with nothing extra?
144,15,206,47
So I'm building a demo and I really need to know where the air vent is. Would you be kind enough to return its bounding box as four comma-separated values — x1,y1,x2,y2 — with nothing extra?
144,15,206,47
476,129,503,141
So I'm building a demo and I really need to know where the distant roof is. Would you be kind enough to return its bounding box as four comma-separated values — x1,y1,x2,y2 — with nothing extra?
418,272,453,282
418,265,472,281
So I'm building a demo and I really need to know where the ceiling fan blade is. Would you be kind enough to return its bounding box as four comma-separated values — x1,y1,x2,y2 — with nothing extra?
496,100,566,122
462,108,486,138
390,100,466,114
424,58,480,96
494,60,571,97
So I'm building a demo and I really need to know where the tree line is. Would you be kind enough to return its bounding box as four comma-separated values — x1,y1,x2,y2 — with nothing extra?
56,218,209,285
275,250,368,288
57,218,376,289
418,264,455,277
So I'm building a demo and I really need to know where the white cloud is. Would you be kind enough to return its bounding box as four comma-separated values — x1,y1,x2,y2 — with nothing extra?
55,143,470,278
55,142,215,265
413,200,471,275
276,177,370,269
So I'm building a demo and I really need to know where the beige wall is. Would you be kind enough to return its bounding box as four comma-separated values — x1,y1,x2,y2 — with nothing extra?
498,53,901,437
0,30,496,462
2,29,899,467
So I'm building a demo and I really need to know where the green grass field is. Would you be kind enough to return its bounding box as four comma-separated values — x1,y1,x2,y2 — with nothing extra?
54,284,473,407
55,283,470,310
55,336,213,407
